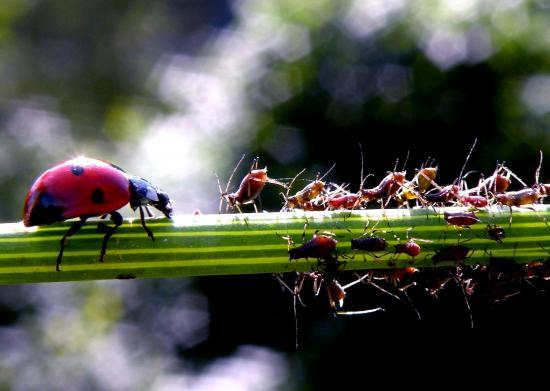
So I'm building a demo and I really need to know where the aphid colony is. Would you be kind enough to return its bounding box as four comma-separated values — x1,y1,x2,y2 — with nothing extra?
216,146,550,322
218,147,550,220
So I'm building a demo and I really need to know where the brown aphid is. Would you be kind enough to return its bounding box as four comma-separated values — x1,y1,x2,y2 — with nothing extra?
387,266,419,286
328,193,362,210
360,171,406,203
285,180,326,210
396,166,437,205
351,235,388,252
424,184,460,204
218,156,286,213
495,187,544,207
286,232,338,261
444,211,480,227
282,164,334,211
493,174,511,193
394,240,421,258
458,195,489,208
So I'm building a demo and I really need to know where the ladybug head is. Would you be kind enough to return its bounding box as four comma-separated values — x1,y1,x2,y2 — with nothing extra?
129,177,173,219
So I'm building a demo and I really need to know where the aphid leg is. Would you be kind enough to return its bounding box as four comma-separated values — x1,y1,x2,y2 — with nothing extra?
369,280,406,303
258,193,263,213
336,307,384,316
281,168,306,211
214,173,225,213
274,273,304,349
138,206,155,241
56,217,87,272
341,272,371,290
451,268,474,328
399,283,422,320
97,211,123,263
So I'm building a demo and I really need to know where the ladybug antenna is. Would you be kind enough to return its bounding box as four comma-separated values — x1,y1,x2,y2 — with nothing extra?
456,138,477,185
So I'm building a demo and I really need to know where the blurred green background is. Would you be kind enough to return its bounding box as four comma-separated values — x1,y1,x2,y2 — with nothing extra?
1,0,550,389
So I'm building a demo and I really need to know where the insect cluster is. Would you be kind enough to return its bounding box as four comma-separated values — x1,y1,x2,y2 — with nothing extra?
217,146,550,328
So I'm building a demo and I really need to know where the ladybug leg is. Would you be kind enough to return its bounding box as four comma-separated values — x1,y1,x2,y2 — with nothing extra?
57,217,87,272
139,206,155,241
97,212,123,262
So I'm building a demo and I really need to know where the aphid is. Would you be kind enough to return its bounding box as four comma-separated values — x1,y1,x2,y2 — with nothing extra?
423,184,461,204
219,155,286,213
360,171,406,203
487,224,505,243
394,240,422,258
432,245,472,264
396,166,438,205
282,164,334,211
328,193,362,210
285,231,338,261
350,235,388,252
423,139,477,206
488,165,512,193
349,222,388,255
458,195,489,208
386,266,419,287
443,211,480,227
382,228,429,261
495,152,549,225
416,167,438,193
495,188,544,207
23,157,173,271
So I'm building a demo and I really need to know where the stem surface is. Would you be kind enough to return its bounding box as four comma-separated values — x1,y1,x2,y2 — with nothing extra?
0,206,549,284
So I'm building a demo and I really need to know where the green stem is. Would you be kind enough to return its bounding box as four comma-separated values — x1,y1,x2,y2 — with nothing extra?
0,206,549,284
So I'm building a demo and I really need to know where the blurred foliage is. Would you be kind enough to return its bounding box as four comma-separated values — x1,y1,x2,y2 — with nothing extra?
1,0,550,389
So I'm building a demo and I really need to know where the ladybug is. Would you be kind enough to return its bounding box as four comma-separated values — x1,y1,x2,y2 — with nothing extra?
23,157,172,271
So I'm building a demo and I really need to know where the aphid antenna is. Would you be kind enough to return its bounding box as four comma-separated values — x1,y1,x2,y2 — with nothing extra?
250,156,260,171
535,150,543,185
398,282,422,320
281,168,306,210
455,138,477,185
317,162,337,182
401,150,410,173
357,143,376,189
450,269,474,328
226,154,246,194
392,156,400,173
420,156,436,169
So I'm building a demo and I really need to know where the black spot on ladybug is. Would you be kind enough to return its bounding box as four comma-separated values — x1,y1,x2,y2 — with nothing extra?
26,192,66,225
71,165,85,176
91,188,104,204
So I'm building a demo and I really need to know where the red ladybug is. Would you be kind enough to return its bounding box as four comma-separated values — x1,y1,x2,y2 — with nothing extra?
23,157,173,271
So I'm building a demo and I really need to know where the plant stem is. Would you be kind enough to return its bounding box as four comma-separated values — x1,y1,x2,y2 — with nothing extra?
0,206,549,285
